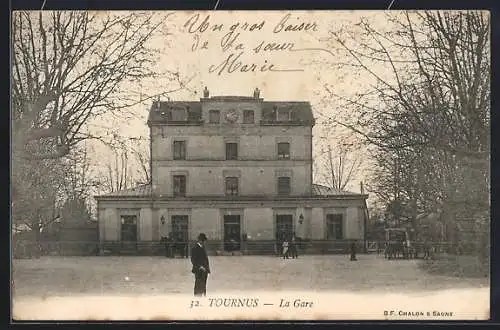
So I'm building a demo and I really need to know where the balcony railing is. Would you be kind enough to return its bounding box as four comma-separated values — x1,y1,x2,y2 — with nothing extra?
162,119,204,126
259,119,312,126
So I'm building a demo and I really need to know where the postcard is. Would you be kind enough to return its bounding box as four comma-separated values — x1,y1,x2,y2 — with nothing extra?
11,10,490,321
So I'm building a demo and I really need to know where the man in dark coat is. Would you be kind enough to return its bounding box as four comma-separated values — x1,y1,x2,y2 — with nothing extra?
290,234,298,259
350,241,357,261
191,233,210,296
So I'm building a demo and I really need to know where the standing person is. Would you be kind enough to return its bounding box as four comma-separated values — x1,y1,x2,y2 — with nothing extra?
164,232,173,258
161,236,168,258
167,232,174,258
290,235,298,259
350,241,357,261
276,236,282,257
282,237,289,259
423,239,430,260
191,233,210,296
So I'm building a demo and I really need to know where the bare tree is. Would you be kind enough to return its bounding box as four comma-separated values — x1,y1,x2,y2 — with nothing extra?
319,11,489,256
324,11,489,161
12,11,189,160
129,139,151,185
322,11,489,206
95,137,151,194
60,144,100,200
101,149,132,193
316,142,361,191
11,11,190,256
313,123,363,191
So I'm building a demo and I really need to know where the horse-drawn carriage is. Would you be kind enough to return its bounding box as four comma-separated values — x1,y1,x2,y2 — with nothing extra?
384,228,417,260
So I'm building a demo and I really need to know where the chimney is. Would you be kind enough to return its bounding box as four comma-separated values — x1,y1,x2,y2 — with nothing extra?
203,86,209,98
254,87,260,98
152,96,161,110
360,181,364,194
154,100,161,111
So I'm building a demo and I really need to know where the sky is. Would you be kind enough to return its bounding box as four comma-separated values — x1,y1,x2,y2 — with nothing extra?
82,10,419,201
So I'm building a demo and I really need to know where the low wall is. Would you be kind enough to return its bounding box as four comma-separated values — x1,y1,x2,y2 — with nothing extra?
98,240,367,256
13,240,100,258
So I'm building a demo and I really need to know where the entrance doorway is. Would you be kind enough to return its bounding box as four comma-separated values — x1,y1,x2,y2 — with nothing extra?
276,214,294,241
121,215,138,250
223,215,241,252
171,215,189,257
171,215,189,242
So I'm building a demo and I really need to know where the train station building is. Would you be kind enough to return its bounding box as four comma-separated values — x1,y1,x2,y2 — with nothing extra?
95,88,369,255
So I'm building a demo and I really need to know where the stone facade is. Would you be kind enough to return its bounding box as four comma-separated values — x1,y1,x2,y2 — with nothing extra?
95,89,369,255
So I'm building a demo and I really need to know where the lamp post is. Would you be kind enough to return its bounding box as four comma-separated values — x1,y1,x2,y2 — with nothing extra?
160,215,165,225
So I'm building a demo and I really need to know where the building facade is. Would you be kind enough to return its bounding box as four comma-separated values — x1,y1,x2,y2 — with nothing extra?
95,88,369,255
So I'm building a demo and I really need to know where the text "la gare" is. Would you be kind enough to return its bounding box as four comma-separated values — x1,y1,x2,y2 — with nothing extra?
184,13,318,35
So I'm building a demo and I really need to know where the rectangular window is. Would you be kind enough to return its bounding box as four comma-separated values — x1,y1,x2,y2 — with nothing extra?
173,175,186,197
173,140,186,160
277,142,290,159
326,214,343,240
225,177,239,196
209,110,220,123
277,176,291,195
243,110,254,123
226,142,238,160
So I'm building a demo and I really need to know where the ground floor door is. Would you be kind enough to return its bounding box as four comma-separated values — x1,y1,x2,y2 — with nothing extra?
276,215,294,241
224,215,241,252
121,215,138,250
171,215,189,257
171,215,189,243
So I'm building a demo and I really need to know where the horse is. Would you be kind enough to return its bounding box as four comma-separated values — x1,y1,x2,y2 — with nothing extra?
385,241,407,260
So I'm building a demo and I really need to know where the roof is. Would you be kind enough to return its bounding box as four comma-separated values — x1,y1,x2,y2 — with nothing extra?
96,184,152,198
147,101,202,124
96,183,364,199
311,184,362,197
261,101,314,122
147,98,315,125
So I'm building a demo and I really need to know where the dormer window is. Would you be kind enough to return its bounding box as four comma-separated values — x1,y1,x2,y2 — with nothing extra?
171,108,187,121
276,109,296,121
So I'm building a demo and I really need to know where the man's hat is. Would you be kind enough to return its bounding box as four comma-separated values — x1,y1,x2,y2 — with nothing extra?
198,233,207,241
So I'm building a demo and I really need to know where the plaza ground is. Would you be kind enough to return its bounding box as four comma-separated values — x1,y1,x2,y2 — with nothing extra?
12,254,490,320
12,254,489,298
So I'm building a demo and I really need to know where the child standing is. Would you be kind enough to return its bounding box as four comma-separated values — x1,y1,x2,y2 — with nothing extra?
282,239,289,259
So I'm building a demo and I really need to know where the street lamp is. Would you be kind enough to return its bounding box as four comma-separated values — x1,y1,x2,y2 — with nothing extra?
160,215,165,225
299,214,304,225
